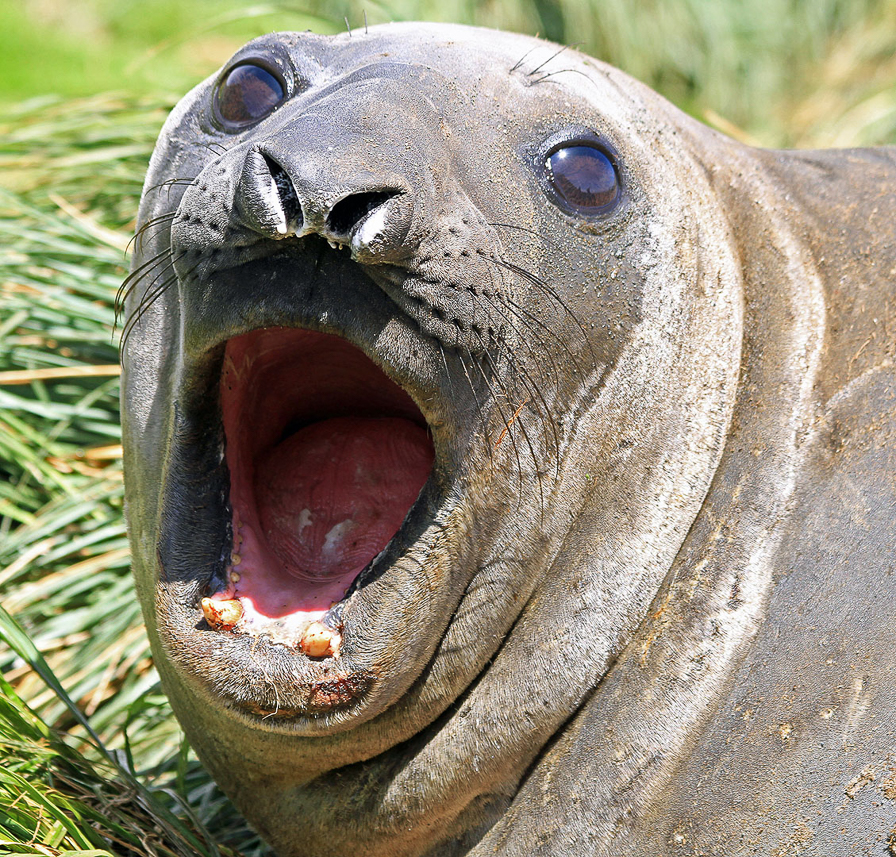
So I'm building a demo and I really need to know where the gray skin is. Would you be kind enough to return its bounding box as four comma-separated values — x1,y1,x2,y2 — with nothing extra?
122,22,896,857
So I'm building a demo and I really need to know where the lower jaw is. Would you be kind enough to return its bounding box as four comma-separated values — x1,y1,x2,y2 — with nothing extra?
155,470,457,724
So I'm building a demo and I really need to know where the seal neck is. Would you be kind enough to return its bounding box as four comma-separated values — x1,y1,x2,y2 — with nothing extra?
481,139,827,852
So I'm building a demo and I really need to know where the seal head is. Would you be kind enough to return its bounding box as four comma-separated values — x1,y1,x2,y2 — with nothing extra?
123,22,896,857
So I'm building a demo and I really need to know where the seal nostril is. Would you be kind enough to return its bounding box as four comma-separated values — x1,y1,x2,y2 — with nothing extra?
327,191,400,237
261,154,303,229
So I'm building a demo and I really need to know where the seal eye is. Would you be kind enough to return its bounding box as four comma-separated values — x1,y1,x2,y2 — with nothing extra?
545,145,619,215
215,63,285,129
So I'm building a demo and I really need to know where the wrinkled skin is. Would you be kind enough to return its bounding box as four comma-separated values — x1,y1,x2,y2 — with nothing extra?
122,23,896,856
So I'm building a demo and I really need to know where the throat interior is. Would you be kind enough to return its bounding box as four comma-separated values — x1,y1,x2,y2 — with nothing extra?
217,327,434,632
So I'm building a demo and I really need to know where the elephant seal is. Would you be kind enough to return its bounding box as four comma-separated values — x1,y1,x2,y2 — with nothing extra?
121,22,896,857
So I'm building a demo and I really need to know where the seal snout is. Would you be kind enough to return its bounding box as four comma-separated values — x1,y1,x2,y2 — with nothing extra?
233,146,413,260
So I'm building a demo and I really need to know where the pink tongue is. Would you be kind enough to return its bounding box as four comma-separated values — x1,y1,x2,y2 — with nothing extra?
255,417,433,581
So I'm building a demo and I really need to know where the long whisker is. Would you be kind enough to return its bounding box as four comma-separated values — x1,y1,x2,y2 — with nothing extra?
115,246,174,321
473,347,529,509
128,211,178,254
144,177,197,198
455,346,494,468
485,253,597,372
468,260,563,467
477,254,589,380
120,272,178,353
510,45,540,73
438,342,456,402
487,221,564,253
528,44,581,77
120,252,194,351
531,68,594,86
480,349,546,516
480,294,562,474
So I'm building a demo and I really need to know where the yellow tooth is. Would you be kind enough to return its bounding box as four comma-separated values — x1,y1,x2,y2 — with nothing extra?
201,597,243,630
300,621,342,658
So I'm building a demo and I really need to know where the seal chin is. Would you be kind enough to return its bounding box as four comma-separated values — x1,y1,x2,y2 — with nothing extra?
211,327,434,652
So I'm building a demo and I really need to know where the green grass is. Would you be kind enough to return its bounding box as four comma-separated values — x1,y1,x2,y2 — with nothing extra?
0,2,337,104
0,2,894,853
0,94,265,855
3,0,896,144
0,604,249,857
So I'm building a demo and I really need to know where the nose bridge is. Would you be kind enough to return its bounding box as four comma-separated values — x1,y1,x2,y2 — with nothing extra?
277,122,408,228
269,78,445,217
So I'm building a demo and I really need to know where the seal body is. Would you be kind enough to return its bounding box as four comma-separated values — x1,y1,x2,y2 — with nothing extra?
122,23,896,856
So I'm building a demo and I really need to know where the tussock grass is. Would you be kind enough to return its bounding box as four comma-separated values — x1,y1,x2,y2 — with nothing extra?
5,0,896,145
0,604,243,857
0,96,263,855
0,3,893,853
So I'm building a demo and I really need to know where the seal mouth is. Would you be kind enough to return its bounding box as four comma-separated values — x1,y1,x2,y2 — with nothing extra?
206,326,435,653
151,244,481,726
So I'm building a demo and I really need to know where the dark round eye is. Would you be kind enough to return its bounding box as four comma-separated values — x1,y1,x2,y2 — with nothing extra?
215,63,285,129
545,145,619,215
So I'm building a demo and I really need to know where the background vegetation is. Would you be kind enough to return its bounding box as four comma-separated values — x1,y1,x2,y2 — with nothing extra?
3,0,896,145
1,1,894,853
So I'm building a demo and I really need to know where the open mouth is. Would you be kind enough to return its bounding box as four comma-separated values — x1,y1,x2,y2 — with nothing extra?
202,326,435,655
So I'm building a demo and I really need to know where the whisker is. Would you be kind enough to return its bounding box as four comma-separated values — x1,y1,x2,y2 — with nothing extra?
480,350,545,516
479,294,562,475
438,342,456,402
501,293,585,382
115,246,174,320
487,222,564,253
487,253,597,372
475,349,528,509
531,68,594,86
510,45,540,73
145,177,197,198
127,211,178,254
200,141,229,157
477,254,589,380
468,260,563,465
120,252,194,351
528,44,581,76
473,252,567,472
462,274,559,494
120,272,178,352
455,346,494,468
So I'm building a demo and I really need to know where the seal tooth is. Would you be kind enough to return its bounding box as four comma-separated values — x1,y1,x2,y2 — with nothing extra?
201,597,243,631
300,621,342,658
